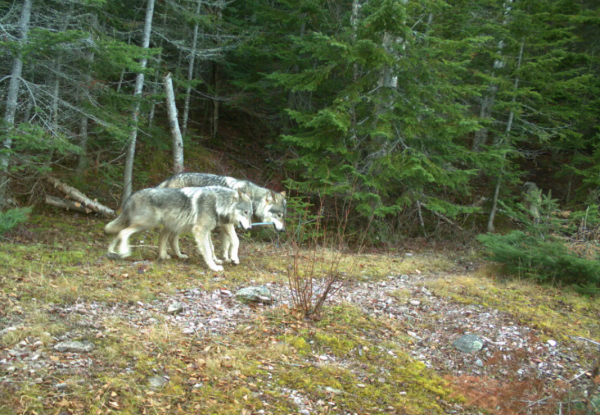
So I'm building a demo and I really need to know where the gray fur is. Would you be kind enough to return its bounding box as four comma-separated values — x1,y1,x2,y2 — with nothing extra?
157,173,286,264
522,181,542,220
104,186,252,271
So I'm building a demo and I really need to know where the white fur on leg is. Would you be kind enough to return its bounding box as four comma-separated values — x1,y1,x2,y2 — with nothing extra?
208,234,223,265
117,227,139,257
169,233,188,259
158,229,172,260
193,226,223,272
221,224,240,265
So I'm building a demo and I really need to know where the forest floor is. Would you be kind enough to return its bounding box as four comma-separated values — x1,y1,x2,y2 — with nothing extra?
1,211,599,415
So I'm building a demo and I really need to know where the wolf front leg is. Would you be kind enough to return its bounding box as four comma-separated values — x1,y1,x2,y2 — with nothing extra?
220,223,240,265
192,225,224,272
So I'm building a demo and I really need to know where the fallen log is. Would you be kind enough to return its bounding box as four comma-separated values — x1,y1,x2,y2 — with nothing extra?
45,176,116,217
45,195,91,214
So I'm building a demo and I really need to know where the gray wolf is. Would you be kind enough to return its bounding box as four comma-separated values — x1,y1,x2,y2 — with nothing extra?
522,182,542,220
157,173,286,264
104,186,253,271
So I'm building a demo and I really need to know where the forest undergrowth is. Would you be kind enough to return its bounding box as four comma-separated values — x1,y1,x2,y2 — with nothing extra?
0,210,599,415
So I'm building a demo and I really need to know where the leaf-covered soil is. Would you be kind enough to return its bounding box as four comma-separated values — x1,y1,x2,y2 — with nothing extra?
1,212,599,415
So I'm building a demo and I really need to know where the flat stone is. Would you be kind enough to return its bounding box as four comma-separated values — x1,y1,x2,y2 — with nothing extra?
235,286,272,304
54,340,95,353
452,334,484,353
148,376,168,390
167,302,184,314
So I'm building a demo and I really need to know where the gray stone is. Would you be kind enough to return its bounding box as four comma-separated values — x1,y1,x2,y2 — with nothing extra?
148,376,168,390
475,359,484,367
0,327,17,337
235,286,272,304
452,334,484,353
54,340,95,353
147,317,160,325
167,302,184,314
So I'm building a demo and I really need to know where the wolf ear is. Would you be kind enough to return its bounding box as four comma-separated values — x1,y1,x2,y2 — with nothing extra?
269,190,280,203
236,188,243,200
280,191,286,197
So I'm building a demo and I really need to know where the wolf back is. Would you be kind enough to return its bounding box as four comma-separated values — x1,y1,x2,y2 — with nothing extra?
157,172,286,228
104,186,252,271
157,173,286,265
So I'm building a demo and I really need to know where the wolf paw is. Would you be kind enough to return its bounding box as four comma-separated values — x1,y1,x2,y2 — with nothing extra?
231,258,240,265
158,254,171,261
210,265,224,272
177,254,189,259
106,252,122,260
214,258,223,265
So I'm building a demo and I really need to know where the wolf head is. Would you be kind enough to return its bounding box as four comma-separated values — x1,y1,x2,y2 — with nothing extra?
259,191,286,233
233,189,253,231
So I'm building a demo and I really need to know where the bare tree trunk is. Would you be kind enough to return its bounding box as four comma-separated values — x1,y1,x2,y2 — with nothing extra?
182,0,203,136
212,64,219,138
0,0,33,209
148,11,168,129
121,0,156,208
487,38,525,232
163,73,184,174
76,115,89,175
472,0,514,152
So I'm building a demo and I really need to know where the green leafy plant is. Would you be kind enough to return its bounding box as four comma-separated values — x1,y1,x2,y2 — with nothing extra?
0,207,32,236
478,191,600,295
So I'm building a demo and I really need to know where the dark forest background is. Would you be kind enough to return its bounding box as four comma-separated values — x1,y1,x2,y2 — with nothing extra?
1,0,599,290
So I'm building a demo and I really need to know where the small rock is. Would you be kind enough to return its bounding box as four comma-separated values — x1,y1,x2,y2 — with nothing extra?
55,383,68,390
0,327,17,337
299,410,310,415
147,318,160,325
167,303,184,315
475,359,484,367
235,286,273,304
54,340,95,353
547,339,557,347
409,300,421,306
452,334,484,353
148,376,168,390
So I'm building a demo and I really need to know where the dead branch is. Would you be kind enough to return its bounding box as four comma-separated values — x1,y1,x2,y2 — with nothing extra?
45,195,91,214
45,176,115,217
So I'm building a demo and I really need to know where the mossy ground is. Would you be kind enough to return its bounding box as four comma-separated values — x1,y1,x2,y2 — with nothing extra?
1,211,598,414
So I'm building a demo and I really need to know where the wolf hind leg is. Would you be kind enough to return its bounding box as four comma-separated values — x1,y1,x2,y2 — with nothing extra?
221,224,240,265
168,232,188,259
111,224,147,258
193,225,223,272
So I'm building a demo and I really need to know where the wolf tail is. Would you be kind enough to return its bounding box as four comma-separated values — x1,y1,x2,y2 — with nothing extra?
104,211,129,234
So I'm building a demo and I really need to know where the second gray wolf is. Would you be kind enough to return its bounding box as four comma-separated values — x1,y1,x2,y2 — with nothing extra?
158,172,286,264
104,186,253,271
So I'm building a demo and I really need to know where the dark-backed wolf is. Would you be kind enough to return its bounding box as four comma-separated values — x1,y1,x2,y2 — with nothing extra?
157,173,286,264
104,186,253,271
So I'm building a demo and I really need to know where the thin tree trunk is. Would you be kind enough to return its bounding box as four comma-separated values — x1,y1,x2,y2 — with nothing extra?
76,116,89,175
487,38,525,232
182,0,203,136
121,0,156,208
212,64,219,138
472,0,514,152
148,11,168,129
0,0,33,208
163,73,184,173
